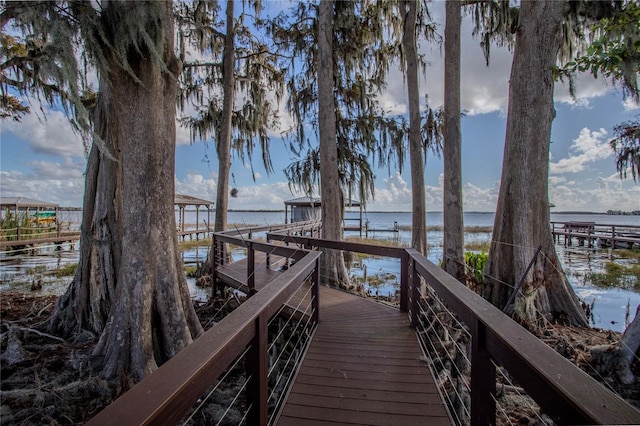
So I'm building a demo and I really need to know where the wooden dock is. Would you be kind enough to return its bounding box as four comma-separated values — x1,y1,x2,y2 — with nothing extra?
216,252,286,293
276,285,450,425
551,221,640,249
213,249,450,424
0,233,81,249
88,226,640,426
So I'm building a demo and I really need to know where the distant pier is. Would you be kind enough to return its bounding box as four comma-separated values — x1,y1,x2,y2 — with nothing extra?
551,221,640,249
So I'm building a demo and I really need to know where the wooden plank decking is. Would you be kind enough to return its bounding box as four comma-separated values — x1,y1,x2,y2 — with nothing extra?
277,286,450,425
216,252,288,292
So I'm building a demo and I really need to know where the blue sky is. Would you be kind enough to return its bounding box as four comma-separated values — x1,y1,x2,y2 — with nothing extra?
1,2,639,212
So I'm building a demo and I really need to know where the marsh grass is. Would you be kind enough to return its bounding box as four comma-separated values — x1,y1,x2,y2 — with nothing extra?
53,263,77,277
179,238,212,250
0,213,60,241
585,261,640,291
418,225,492,234
614,249,640,261
465,241,491,252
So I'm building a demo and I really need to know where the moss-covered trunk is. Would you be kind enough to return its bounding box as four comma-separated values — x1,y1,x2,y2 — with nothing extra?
443,0,464,281
50,1,203,382
318,0,349,287
484,0,587,327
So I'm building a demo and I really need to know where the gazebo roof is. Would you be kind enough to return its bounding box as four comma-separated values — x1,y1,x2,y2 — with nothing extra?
0,197,59,209
174,194,214,207
284,197,361,207
284,196,322,207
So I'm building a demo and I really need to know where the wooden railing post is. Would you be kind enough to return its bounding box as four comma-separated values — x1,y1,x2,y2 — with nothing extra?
16,225,21,241
247,241,255,293
400,251,409,312
246,313,268,425
312,257,320,325
409,257,420,328
470,319,496,426
211,234,218,298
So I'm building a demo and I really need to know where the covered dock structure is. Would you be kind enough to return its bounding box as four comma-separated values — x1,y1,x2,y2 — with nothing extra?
174,194,214,238
284,196,363,235
0,197,59,223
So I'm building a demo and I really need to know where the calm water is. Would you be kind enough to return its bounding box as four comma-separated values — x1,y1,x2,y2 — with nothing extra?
1,210,638,331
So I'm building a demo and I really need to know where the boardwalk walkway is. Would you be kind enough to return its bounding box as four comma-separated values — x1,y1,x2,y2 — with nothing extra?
276,286,450,425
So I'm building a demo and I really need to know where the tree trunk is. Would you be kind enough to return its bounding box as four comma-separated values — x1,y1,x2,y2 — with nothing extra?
443,0,464,281
318,0,349,287
50,1,203,382
402,0,427,256
484,0,587,327
198,0,235,278
215,0,235,234
591,305,640,385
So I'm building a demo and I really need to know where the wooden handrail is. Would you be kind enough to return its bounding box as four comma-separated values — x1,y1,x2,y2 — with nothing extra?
87,251,321,425
88,229,640,425
266,233,410,311
262,233,640,423
408,249,640,425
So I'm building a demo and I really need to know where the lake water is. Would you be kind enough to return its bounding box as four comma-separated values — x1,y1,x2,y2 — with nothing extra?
1,210,638,331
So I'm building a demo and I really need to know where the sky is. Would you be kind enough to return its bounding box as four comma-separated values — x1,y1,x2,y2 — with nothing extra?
1,2,639,213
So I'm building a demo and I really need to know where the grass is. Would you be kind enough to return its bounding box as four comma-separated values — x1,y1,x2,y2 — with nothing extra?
0,212,60,241
613,249,640,261
179,238,212,250
344,236,405,247
184,266,198,278
417,225,493,234
25,265,48,275
53,263,78,277
465,241,491,252
585,261,640,291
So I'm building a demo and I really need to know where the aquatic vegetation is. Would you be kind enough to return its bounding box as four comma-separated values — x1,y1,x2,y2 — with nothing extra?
179,238,212,251
184,266,198,278
465,251,488,283
53,263,77,278
585,261,640,291
614,249,640,261
25,265,48,275
465,241,491,252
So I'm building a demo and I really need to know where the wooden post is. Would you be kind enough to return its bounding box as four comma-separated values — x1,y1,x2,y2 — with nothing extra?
611,226,617,249
195,206,200,241
400,251,409,312
410,257,420,328
312,258,320,324
211,234,218,298
246,313,268,425
247,241,255,293
470,319,496,426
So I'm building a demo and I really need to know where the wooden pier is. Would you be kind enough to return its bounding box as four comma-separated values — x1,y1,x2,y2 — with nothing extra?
551,221,640,249
276,285,450,425
88,224,640,426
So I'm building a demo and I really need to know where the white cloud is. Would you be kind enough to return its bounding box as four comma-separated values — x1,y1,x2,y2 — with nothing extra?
554,73,612,107
550,128,611,174
463,181,499,212
0,159,86,206
2,109,86,158
623,97,640,111
549,176,640,212
175,173,217,201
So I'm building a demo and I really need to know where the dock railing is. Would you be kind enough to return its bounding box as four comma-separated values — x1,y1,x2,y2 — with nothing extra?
266,232,640,425
212,221,321,294
88,249,321,425
88,229,639,425
551,221,640,248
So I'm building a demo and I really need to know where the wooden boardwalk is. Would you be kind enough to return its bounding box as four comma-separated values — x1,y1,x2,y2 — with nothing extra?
216,253,282,292
276,286,450,425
